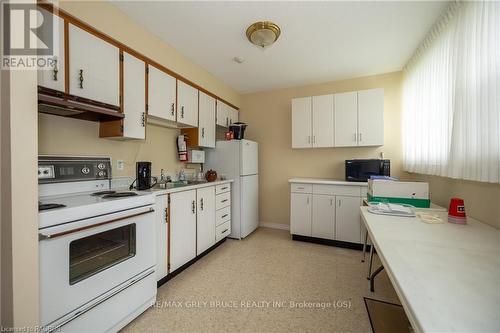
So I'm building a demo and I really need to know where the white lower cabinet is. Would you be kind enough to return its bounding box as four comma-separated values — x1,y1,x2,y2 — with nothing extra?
196,187,216,255
335,195,362,244
290,182,365,245
312,195,335,240
155,195,168,280
290,193,312,236
169,189,197,272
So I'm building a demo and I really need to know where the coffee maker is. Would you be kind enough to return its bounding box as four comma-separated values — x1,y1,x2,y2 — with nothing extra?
136,161,152,190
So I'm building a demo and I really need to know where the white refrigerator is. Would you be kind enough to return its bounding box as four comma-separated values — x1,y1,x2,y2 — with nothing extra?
205,139,259,239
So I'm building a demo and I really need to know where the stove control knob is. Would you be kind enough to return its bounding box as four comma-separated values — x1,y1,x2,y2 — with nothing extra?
97,163,106,170
98,171,105,177
81,167,90,175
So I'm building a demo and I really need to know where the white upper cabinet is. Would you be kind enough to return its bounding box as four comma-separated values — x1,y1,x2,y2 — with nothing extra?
148,65,176,121
312,94,335,147
291,97,312,148
334,92,358,147
37,9,65,91
198,92,216,148
293,89,384,148
358,88,384,146
68,24,119,106
216,101,230,127
122,52,146,139
229,106,239,125
177,81,198,127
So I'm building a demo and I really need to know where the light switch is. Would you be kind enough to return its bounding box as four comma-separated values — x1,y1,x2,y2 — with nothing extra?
117,160,124,171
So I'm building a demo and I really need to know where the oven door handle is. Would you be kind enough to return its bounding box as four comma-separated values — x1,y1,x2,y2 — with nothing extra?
39,207,155,240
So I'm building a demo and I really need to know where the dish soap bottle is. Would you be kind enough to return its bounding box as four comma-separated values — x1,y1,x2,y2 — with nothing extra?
178,169,186,182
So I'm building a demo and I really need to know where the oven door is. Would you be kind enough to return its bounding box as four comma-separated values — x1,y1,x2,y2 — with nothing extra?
39,205,155,326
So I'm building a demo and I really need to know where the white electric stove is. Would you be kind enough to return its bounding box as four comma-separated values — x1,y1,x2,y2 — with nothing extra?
38,156,156,333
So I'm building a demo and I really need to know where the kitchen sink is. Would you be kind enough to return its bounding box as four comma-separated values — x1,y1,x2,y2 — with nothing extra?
154,180,208,189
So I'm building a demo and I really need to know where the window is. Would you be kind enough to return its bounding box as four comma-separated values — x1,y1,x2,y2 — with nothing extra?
402,1,499,183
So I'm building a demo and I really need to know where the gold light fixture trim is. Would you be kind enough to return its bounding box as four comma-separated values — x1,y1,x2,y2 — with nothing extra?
246,21,281,48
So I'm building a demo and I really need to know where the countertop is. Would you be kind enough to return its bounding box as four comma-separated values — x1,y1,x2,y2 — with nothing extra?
132,179,234,196
289,178,368,186
360,207,500,333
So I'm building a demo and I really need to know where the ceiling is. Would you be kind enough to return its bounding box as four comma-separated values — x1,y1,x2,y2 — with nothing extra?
112,1,448,94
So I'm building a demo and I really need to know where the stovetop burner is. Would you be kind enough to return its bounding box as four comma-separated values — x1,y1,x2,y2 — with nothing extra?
39,203,67,211
102,192,138,198
91,190,116,196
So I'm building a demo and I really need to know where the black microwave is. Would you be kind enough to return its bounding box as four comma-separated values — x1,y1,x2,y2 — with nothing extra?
345,159,390,182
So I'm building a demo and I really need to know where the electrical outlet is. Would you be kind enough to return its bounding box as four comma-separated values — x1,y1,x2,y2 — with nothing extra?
117,160,124,171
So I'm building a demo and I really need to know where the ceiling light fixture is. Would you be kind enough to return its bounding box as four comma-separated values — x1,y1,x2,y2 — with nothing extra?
246,21,281,48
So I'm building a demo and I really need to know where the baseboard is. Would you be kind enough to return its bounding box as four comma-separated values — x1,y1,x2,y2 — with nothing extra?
259,222,290,231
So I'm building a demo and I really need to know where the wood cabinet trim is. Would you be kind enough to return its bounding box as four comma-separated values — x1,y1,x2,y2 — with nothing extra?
37,1,239,111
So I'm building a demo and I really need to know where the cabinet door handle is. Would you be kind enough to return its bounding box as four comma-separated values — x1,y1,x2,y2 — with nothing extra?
330,199,333,206
359,133,362,141
312,135,316,144
221,229,228,234
164,207,168,223
53,58,58,81
141,112,145,127
201,128,205,138
181,106,184,118
171,103,175,116
306,197,310,205
338,199,342,207
226,117,229,127
200,198,204,211
221,214,228,219
354,133,357,141
192,200,196,214
221,199,228,203
307,136,311,144
78,69,84,89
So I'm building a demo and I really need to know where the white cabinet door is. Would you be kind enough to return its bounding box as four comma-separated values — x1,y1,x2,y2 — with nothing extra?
358,88,384,146
216,100,229,127
122,52,145,139
198,92,216,148
196,187,216,255
155,195,168,280
68,24,119,106
177,81,198,127
170,190,197,272
312,195,335,240
290,193,312,236
335,195,362,244
291,97,312,148
229,107,239,125
148,65,176,121
38,9,65,91
312,94,334,148
334,92,358,147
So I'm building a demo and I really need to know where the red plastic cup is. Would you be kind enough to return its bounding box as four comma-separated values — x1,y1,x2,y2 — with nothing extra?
448,197,466,224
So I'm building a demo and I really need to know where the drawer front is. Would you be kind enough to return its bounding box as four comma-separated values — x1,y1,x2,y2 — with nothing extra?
216,206,231,226
313,184,360,196
215,183,231,195
216,220,231,242
291,183,312,193
216,192,231,210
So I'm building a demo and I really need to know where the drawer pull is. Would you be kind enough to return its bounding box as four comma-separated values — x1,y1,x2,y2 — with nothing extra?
221,199,228,203
221,214,228,219
221,229,228,234
221,187,228,190
297,187,305,190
